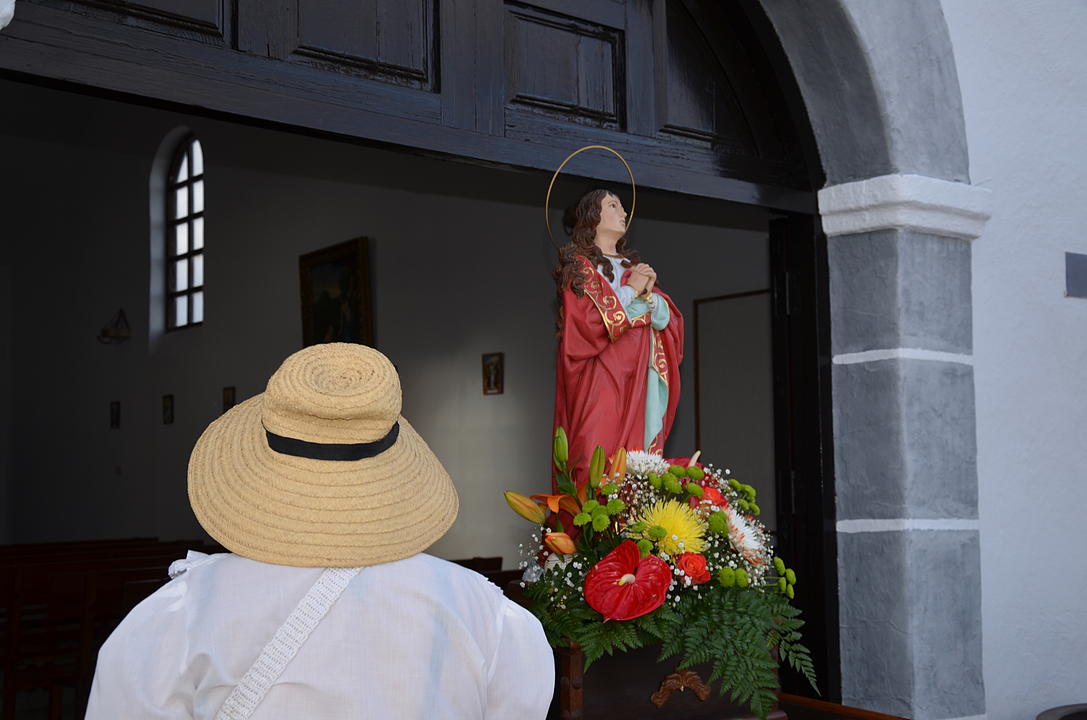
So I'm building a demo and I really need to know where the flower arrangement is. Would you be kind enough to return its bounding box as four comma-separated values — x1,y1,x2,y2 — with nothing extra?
504,428,818,719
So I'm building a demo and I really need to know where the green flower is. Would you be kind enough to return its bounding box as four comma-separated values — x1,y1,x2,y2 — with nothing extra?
735,569,749,588
686,467,704,481
648,472,662,489
582,500,600,513
749,503,761,516
606,499,626,514
774,557,786,574
629,521,647,533
741,484,756,500
778,578,787,593
728,478,741,491
573,512,591,526
708,511,728,534
600,483,618,495
717,567,736,587
636,539,654,557
668,465,688,478
648,525,667,540
686,483,703,497
785,569,796,585
592,514,610,532
786,584,795,599
663,478,683,494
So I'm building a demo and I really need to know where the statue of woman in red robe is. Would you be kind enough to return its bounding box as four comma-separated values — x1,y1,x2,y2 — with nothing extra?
553,189,684,485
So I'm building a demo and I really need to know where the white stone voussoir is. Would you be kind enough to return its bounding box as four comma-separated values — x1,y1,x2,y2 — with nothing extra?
818,174,992,241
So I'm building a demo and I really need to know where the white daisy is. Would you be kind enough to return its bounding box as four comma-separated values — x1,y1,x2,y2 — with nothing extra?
626,450,670,475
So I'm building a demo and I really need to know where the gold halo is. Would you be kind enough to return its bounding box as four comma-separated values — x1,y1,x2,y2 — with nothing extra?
545,145,636,252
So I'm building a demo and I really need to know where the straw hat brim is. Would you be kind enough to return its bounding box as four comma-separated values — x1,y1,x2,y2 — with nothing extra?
188,394,458,568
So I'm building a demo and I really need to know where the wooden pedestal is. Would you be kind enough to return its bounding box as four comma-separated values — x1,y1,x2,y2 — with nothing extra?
548,644,784,720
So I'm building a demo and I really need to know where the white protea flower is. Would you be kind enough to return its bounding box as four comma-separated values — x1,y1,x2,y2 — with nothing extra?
626,450,670,476
726,506,764,564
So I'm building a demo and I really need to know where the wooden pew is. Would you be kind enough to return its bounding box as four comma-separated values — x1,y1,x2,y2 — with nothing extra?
0,538,158,559
0,540,220,718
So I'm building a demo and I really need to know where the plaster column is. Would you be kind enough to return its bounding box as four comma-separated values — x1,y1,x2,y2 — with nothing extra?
819,174,991,720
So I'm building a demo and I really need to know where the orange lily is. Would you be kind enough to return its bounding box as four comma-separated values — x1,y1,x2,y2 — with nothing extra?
608,447,628,481
504,491,547,525
544,531,576,556
530,492,582,517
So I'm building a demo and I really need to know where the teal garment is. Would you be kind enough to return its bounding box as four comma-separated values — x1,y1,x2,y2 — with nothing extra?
626,294,671,449
644,362,668,450
625,293,670,329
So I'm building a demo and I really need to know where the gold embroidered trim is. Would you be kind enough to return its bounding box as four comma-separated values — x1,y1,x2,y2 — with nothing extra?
578,261,634,343
651,329,668,386
646,329,669,454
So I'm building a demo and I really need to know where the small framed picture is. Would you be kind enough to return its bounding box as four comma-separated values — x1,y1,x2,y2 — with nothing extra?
223,387,236,414
482,353,504,395
299,237,374,348
163,395,174,425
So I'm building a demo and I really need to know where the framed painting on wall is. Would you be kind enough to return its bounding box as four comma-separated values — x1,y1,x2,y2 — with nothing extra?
482,353,504,395
299,237,374,348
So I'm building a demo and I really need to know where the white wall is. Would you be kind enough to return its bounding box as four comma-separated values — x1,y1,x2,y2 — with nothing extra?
0,79,771,566
942,2,1087,717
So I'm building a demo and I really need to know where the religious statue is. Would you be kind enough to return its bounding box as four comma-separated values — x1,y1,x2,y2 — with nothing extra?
552,188,684,483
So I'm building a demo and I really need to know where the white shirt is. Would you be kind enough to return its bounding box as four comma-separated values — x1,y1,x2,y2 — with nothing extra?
86,552,554,719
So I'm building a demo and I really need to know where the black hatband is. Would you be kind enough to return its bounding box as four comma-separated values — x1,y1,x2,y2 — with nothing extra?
265,422,400,461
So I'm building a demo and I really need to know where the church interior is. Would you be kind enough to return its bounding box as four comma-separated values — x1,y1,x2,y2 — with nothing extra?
1,0,1085,719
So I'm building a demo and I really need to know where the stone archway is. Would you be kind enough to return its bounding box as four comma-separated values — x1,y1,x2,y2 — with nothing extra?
757,2,990,718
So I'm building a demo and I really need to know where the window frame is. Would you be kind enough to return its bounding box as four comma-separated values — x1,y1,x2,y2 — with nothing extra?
166,134,205,331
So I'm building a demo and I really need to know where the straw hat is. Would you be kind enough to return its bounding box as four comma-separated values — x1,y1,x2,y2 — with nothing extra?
188,343,458,568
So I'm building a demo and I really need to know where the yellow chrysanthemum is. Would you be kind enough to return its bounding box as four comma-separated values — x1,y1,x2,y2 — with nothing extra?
636,499,706,557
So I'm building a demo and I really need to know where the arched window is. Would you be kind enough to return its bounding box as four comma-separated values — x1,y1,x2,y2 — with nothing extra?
167,135,204,329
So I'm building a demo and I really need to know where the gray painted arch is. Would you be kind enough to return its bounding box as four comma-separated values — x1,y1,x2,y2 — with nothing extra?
752,2,985,718
757,0,970,186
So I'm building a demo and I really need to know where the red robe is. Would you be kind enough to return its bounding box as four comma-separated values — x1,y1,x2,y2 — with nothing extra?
554,257,684,487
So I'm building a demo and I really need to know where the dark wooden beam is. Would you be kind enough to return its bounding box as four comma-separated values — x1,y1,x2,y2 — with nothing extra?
0,1,816,213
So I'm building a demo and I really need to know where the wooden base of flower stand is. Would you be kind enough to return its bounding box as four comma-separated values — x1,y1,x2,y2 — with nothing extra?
548,644,785,720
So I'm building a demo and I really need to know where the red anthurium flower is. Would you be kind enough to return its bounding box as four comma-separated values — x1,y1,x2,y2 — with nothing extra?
584,541,671,621
665,456,705,471
675,552,711,585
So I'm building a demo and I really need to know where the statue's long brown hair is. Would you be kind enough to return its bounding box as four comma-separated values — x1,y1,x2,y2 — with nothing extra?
553,189,639,339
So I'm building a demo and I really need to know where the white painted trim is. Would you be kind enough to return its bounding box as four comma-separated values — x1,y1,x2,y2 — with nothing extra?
819,174,992,240
832,348,974,366
837,519,980,533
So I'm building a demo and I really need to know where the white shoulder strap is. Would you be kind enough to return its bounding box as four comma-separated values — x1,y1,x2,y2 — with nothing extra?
214,566,363,720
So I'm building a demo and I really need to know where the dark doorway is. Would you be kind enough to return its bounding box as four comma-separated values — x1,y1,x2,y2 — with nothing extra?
1,0,837,701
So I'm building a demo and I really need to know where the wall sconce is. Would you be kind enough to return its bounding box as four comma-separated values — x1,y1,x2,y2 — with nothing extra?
98,308,130,344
